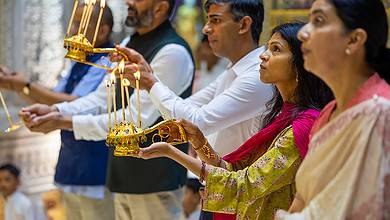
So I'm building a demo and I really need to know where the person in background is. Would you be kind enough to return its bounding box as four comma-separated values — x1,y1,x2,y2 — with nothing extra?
193,35,228,92
0,164,33,220
181,178,202,220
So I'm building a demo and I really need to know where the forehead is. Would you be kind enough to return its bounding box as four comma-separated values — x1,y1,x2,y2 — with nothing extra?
206,3,232,17
0,170,15,178
310,0,335,16
269,32,288,46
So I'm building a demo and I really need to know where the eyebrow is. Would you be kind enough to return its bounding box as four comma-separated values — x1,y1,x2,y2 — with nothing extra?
268,41,283,48
310,9,326,16
208,14,223,18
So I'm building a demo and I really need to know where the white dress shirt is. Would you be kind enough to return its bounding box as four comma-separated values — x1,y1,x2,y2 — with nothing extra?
4,191,34,220
149,47,273,156
55,43,194,141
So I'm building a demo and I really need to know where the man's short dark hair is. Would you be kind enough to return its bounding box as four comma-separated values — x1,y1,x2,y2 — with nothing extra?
0,164,20,178
204,0,264,43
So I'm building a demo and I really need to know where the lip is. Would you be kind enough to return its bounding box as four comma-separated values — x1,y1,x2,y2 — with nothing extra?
301,46,311,55
260,64,267,70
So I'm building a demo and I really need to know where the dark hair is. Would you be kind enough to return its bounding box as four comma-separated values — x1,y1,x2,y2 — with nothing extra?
204,0,264,43
263,22,334,125
0,164,20,178
329,0,390,83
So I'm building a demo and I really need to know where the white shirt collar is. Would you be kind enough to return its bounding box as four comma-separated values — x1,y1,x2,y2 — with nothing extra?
227,46,266,76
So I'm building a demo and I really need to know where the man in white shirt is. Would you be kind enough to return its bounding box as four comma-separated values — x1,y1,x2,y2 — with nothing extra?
0,164,34,220
111,0,273,156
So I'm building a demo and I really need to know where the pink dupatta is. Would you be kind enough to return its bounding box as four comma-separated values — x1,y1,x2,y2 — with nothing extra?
212,103,320,220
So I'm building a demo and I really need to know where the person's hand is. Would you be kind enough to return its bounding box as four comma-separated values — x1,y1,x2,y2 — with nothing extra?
138,142,175,159
25,111,71,134
111,46,157,92
178,119,207,149
0,69,27,92
19,104,57,125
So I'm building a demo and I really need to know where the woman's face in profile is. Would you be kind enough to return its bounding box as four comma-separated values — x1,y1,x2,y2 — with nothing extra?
259,32,296,86
298,0,350,82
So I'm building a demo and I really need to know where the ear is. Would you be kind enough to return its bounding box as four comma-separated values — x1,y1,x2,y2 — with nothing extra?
347,28,367,54
154,1,170,19
238,16,252,35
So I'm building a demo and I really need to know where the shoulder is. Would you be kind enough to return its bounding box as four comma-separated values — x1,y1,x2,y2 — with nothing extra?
11,192,32,209
152,43,192,64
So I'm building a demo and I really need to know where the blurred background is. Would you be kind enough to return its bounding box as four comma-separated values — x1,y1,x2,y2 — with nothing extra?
0,0,389,219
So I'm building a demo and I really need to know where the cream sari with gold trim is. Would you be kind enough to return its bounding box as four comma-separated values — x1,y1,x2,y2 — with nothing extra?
276,96,390,220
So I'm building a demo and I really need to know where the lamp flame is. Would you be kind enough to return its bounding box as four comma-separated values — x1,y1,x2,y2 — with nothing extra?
119,59,125,74
111,70,116,83
101,0,106,8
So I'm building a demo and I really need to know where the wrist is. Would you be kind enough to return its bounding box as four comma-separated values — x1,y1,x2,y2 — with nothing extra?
146,76,157,92
13,79,28,92
50,105,59,113
59,115,73,130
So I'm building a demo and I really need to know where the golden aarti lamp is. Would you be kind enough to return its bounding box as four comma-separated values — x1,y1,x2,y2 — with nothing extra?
65,0,188,157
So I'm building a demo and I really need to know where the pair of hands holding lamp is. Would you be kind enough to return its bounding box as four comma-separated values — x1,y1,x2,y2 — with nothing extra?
112,46,223,172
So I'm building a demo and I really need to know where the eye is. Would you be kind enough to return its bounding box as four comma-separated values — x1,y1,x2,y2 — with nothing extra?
271,45,281,53
312,15,325,26
210,18,221,24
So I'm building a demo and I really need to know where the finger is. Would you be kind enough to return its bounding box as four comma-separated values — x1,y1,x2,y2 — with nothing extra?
115,46,145,64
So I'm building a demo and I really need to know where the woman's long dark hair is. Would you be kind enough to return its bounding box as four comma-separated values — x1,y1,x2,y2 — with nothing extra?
262,22,334,126
329,0,390,83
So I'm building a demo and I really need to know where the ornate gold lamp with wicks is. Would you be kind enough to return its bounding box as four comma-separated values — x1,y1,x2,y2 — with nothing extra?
0,90,22,133
65,0,188,157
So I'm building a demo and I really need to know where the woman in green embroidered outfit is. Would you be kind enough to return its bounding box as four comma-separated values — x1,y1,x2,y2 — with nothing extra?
139,22,333,220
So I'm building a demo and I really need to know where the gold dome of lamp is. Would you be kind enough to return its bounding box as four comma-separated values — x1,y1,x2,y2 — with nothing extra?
64,0,129,71
0,90,22,133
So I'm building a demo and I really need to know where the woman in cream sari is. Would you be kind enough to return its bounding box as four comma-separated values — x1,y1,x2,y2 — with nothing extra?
275,0,390,219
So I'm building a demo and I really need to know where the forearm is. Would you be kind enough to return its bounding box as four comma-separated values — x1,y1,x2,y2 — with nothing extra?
28,83,78,105
168,147,211,179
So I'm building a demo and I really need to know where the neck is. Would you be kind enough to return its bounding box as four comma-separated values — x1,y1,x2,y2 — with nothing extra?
228,39,258,64
276,81,297,103
136,18,167,35
327,60,373,112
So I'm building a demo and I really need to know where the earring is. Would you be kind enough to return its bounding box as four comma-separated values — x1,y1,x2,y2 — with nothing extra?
296,75,299,83
345,48,351,55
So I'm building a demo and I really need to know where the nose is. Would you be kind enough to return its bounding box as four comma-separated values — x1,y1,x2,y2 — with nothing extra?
260,50,270,62
297,24,310,42
202,23,212,35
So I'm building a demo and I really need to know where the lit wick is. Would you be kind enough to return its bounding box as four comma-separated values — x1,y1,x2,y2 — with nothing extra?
119,60,126,122
111,71,117,125
134,70,141,128
122,78,134,124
